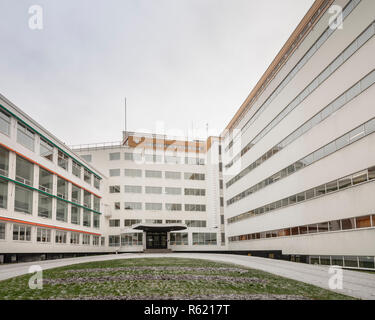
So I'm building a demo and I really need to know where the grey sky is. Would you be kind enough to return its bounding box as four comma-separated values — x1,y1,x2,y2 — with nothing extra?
0,0,314,145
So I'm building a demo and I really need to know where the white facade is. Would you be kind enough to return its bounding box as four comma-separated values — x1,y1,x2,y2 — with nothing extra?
223,0,375,268
0,0,373,269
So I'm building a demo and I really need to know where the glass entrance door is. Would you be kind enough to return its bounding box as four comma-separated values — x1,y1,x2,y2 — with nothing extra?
146,232,167,249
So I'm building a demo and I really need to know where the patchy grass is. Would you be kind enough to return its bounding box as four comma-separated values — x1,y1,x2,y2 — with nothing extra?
0,258,354,300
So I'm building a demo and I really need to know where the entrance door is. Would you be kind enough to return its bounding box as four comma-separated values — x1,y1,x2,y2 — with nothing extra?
146,232,167,249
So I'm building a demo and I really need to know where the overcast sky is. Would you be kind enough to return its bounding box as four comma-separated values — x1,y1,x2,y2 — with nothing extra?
0,0,314,145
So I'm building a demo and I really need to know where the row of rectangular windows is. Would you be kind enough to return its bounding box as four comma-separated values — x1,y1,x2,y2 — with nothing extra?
112,187,205,197
0,146,101,208
224,0,361,153
229,214,375,243
111,219,207,228
226,20,374,170
108,232,219,246
227,117,375,206
226,68,375,188
228,165,375,224
107,152,206,165
0,222,104,246
0,179,100,228
309,255,375,270
112,202,206,212
0,110,101,188
110,170,206,181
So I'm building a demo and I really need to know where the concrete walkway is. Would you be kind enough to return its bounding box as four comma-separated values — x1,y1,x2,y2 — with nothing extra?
0,253,374,300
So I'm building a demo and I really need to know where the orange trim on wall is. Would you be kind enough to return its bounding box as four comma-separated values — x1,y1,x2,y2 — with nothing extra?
0,142,102,199
0,216,101,236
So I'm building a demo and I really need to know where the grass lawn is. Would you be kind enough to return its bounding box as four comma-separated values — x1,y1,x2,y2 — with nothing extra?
0,258,354,300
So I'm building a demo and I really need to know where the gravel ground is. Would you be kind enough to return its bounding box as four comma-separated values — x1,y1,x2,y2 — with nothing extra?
64,266,249,274
43,274,268,285
51,294,310,300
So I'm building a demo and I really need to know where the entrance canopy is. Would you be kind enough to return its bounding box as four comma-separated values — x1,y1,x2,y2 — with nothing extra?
132,223,187,232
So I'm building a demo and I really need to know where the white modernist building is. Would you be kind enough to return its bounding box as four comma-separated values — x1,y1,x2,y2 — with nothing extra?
0,0,374,270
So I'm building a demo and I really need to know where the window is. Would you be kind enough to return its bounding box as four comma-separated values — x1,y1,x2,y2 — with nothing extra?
0,146,9,176
145,203,162,211
109,152,120,160
16,156,33,186
121,233,143,246
369,167,375,180
165,203,182,211
84,168,92,184
124,202,142,210
192,233,217,245
166,220,182,224
339,176,352,189
71,206,80,225
0,223,5,240
39,168,53,193
356,216,371,229
184,173,205,180
93,213,100,229
13,224,31,241
329,220,341,232
101,237,105,246
165,187,181,195
165,171,181,180
185,204,206,212
124,169,142,178
36,228,51,243
114,202,120,210
72,160,81,178
83,210,91,227
81,154,92,162
352,171,368,185
185,220,206,228
17,122,35,151
165,156,180,164
0,179,8,209
57,177,68,199
70,232,80,244
94,196,100,211
56,230,67,244
109,185,120,193
109,169,121,177
94,176,100,189
71,185,81,204
170,233,188,245
145,186,162,194
124,219,142,227
40,138,54,161
56,200,68,222
184,188,205,196
145,154,162,163
38,194,52,219
109,235,120,246
125,152,142,162
145,170,162,178
14,185,33,214
82,234,90,245
145,219,162,224
83,190,91,208
93,236,100,246
326,181,338,193
341,218,355,230
0,109,11,135
58,150,69,170
124,185,142,194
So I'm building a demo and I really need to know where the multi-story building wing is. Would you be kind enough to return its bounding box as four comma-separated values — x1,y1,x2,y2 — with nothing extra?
0,94,107,263
72,132,226,252
224,0,375,268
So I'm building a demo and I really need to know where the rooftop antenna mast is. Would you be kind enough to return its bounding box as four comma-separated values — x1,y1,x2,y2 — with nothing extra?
124,97,127,133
